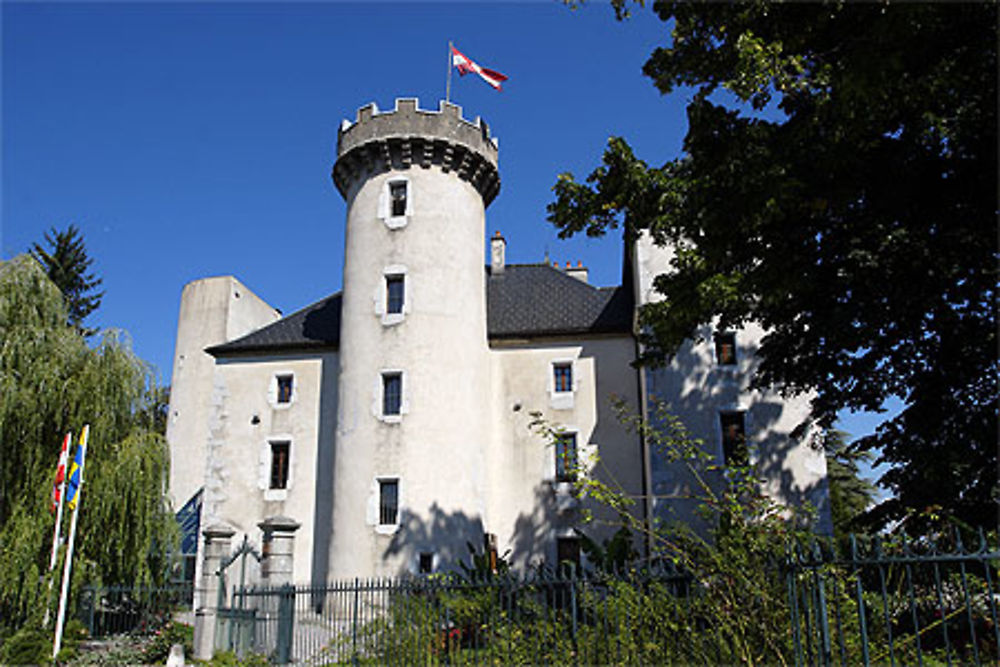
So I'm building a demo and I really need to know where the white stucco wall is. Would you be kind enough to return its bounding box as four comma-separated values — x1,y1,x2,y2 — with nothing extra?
488,336,643,570
328,164,493,579
203,351,338,584
631,232,831,536
166,276,281,510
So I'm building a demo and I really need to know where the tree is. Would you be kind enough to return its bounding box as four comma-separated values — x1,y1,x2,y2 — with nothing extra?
824,430,876,542
0,256,175,631
30,224,104,333
548,2,997,531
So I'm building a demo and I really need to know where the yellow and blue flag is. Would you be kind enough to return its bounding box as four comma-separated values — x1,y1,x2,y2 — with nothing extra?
66,426,89,511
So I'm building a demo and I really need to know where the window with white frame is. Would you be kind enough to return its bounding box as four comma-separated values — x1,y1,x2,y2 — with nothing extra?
386,275,404,314
269,441,290,490
276,374,293,404
719,411,748,466
549,358,577,410
554,432,578,482
382,373,402,416
556,536,581,574
378,478,399,526
715,331,737,366
379,178,411,229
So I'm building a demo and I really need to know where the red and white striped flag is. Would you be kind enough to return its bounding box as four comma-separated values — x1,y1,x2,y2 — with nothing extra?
51,433,70,512
451,45,508,91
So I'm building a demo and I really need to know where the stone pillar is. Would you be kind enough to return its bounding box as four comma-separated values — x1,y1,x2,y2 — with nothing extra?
259,516,301,586
193,524,235,661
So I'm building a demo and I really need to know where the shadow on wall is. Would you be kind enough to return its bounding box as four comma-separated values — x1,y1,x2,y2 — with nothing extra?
383,503,486,576
647,334,831,537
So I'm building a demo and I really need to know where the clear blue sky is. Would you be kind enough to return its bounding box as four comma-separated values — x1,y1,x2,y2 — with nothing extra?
2,2,898,464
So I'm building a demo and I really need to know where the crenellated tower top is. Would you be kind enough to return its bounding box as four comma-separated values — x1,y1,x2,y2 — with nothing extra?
332,99,501,207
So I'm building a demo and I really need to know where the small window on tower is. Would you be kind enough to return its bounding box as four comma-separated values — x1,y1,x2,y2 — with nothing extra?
556,536,581,575
390,181,407,217
382,373,402,416
720,412,748,466
379,479,399,526
418,552,434,574
270,441,290,490
276,375,293,403
386,275,404,314
555,432,578,482
715,332,737,366
553,363,573,393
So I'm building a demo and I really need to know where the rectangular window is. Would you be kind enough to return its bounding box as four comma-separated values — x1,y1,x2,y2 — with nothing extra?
720,412,748,466
555,432,578,482
556,537,581,574
553,363,573,393
276,375,293,403
379,479,399,525
715,332,737,366
386,275,404,314
418,552,434,574
390,182,407,217
382,373,402,416
270,441,290,490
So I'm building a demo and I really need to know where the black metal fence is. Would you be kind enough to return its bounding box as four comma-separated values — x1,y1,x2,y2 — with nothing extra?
786,529,999,667
219,532,999,666
77,583,192,638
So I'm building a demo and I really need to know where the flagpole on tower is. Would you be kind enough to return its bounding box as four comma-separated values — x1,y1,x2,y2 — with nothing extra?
446,40,453,104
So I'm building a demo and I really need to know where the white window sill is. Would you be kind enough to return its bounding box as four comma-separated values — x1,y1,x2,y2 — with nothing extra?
375,523,400,535
381,313,405,327
264,489,288,502
379,414,403,424
383,215,409,230
549,391,575,411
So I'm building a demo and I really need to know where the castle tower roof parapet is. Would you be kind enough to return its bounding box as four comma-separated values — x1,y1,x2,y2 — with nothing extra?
333,98,501,207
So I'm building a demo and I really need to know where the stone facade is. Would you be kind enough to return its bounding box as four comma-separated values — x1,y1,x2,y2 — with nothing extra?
166,99,830,590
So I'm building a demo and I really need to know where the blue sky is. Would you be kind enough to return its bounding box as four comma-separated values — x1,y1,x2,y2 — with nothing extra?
2,2,897,468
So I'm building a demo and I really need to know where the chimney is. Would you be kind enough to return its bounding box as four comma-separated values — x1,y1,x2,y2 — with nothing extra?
490,230,506,275
567,260,589,283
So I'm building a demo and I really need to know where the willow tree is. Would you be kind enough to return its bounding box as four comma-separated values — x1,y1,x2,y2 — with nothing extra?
0,255,175,630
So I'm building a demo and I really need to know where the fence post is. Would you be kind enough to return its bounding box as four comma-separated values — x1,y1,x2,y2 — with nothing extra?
193,524,235,661
259,516,300,663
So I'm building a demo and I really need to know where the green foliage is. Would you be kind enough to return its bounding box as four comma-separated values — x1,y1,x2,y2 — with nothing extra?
29,224,104,334
0,256,177,631
548,2,997,532
824,430,876,542
0,625,52,665
141,620,193,664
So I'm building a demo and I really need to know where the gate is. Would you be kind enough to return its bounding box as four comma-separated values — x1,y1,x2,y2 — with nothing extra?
214,535,262,657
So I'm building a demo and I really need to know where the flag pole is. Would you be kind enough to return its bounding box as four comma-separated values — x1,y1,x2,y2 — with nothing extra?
446,40,453,104
53,425,88,659
49,433,71,571
44,432,72,628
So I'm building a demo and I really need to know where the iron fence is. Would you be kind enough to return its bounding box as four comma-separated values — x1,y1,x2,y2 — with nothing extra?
77,583,193,638
786,529,1000,667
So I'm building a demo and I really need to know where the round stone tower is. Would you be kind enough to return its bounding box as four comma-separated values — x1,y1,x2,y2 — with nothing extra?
328,99,500,578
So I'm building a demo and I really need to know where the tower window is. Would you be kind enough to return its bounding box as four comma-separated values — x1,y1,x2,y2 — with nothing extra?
386,275,404,314
555,432,578,482
270,441,290,490
276,375,293,403
379,479,399,525
553,363,573,393
418,552,434,574
390,181,407,217
720,412,748,466
715,332,737,366
556,537,581,574
382,373,402,416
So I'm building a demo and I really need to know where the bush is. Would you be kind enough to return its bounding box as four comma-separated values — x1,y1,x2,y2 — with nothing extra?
0,626,51,665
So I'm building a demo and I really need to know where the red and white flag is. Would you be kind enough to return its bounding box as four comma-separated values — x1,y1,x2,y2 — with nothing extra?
451,45,508,91
51,433,70,512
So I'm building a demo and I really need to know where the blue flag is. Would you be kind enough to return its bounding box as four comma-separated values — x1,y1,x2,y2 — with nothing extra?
66,426,89,511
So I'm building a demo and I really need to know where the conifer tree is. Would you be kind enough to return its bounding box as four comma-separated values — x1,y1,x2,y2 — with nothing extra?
30,224,104,334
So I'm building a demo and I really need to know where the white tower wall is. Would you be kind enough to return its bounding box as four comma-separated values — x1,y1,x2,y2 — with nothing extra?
328,100,501,577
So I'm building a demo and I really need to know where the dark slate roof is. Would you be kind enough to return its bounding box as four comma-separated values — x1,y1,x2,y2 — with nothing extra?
209,264,633,356
486,264,633,339
207,292,342,356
